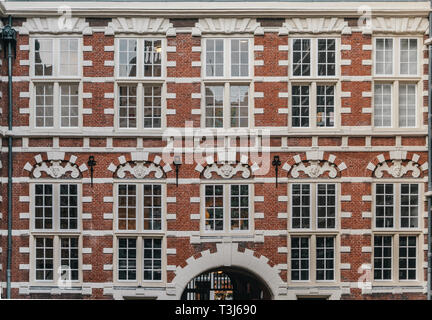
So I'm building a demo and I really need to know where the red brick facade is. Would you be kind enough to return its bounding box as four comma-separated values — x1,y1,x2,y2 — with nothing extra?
0,1,430,300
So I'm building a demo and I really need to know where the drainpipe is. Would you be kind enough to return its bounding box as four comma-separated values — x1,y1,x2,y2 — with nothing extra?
1,15,16,300
427,5,432,301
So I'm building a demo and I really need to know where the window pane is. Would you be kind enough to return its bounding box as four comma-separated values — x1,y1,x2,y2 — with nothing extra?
35,237,54,280
316,184,336,229
291,237,309,281
34,39,53,76
143,238,162,281
400,39,417,75
143,85,162,128
316,85,334,127
292,85,310,128
206,39,224,77
143,184,162,231
374,84,392,127
375,38,393,75
291,184,310,228
35,84,54,128
398,84,416,128
118,85,137,128
317,39,336,76
205,86,224,128
292,39,310,76
374,236,392,280
119,39,137,77
316,237,334,281
59,39,79,76
230,85,249,128
118,238,137,280
34,184,53,230
205,185,224,231
400,184,419,228
144,39,162,77
230,185,249,231
231,39,249,77
117,184,137,230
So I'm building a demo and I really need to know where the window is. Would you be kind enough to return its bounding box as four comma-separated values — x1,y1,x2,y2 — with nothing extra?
399,236,417,280
32,38,81,129
118,238,137,281
116,184,163,232
292,39,311,76
373,183,421,283
34,236,80,282
291,237,309,281
116,237,163,283
203,38,251,129
31,183,81,284
316,237,335,281
116,38,164,130
205,38,250,78
373,83,417,128
374,183,419,229
373,235,418,282
33,184,79,231
373,37,420,129
291,38,337,78
117,38,163,78
289,235,337,283
290,38,338,129
290,183,337,230
203,184,252,233
375,38,393,75
373,235,392,280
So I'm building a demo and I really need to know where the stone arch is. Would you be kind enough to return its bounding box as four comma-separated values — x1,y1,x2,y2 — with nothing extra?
108,152,172,179
24,152,87,179
282,151,347,178
366,151,428,178
168,243,286,300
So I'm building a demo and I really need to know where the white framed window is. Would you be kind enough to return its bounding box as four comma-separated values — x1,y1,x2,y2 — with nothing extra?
204,38,251,78
316,236,335,281
291,38,339,78
31,38,82,130
115,37,165,131
116,38,163,79
373,234,419,282
204,84,250,129
202,37,252,129
32,236,81,283
372,37,421,130
375,38,394,75
116,83,165,130
291,237,310,281
373,235,393,280
32,183,81,232
374,183,420,230
202,184,253,233
291,84,336,129
373,82,418,129
290,183,337,230
289,235,337,283
115,183,164,232
116,236,164,284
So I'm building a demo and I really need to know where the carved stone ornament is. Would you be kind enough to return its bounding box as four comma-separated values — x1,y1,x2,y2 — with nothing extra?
202,162,251,179
116,161,164,179
374,160,420,178
32,161,80,179
290,160,337,179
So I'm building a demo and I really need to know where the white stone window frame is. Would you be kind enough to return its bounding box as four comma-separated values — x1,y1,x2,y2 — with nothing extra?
372,233,422,285
115,37,166,79
30,235,83,286
30,182,82,233
113,236,166,286
371,180,424,286
201,36,254,130
114,182,166,234
288,234,340,285
372,35,423,131
200,183,255,236
372,80,422,130
372,182,422,231
114,36,167,132
288,183,340,232
288,81,341,130
290,37,341,79
30,36,83,131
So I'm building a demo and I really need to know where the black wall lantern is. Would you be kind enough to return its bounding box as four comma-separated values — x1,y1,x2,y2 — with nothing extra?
173,155,182,187
272,155,281,188
87,156,97,187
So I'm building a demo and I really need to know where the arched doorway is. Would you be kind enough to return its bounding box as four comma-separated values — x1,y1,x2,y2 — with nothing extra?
181,267,271,300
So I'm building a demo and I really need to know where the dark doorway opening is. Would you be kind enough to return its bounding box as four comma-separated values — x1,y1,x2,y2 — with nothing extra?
181,267,271,300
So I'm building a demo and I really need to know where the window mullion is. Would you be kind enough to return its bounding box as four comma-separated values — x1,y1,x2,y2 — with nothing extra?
225,83,230,129
394,80,399,129
137,236,143,285
310,83,317,129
